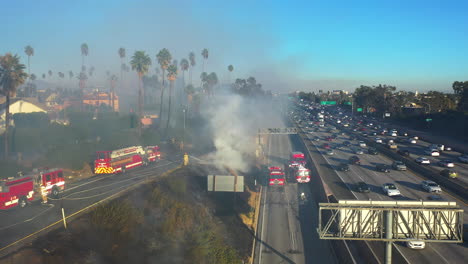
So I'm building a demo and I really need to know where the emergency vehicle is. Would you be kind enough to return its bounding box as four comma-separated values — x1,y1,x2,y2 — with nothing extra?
94,145,161,174
294,165,311,183
289,151,306,168
0,168,65,210
268,166,285,186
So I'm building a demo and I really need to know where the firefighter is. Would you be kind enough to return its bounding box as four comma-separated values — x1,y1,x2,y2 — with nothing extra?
183,152,189,166
41,184,48,204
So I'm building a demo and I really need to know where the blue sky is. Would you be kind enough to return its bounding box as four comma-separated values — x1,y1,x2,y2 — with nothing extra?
2,0,467,92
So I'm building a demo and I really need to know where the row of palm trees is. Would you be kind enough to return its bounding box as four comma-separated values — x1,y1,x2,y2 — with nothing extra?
1,44,235,158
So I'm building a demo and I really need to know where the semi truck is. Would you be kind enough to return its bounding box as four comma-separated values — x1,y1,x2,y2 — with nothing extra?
94,146,161,174
0,168,65,210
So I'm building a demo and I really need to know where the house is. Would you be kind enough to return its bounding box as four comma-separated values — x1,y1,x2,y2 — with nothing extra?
82,91,119,111
0,96,48,131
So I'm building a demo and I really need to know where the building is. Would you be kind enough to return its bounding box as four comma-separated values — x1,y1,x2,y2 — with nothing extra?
0,97,48,132
82,91,119,111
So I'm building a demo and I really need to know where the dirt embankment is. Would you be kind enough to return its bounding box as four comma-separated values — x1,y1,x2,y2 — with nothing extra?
0,166,253,264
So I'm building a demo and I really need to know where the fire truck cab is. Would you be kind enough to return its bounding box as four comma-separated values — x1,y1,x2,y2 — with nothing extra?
295,165,311,183
268,166,285,186
289,151,306,168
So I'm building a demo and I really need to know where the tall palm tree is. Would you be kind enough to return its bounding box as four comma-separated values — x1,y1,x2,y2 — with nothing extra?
130,51,151,136
201,48,208,72
42,73,46,79
156,48,172,121
207,72,218,96
68,70,73,80
166,64,178,132
24,45,34,81
188,52,196,85
109,74,118,111
30,73,36,81
118,48,126,95
228,65,234,84
81,43,89,68
0,53,27,158
185,84,195,106
200,72,208,92
180,59,189,84
48,70,53,81
77,71,88,111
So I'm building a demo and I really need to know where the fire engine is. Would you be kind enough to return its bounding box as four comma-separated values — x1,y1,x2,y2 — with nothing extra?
94,145,161,174
289,151,306,168
0,168,65,210
268,166,285,186
294,165,311,183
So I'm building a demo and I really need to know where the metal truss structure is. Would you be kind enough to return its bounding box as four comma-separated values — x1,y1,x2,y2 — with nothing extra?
257,127,298,134
318,201,463,243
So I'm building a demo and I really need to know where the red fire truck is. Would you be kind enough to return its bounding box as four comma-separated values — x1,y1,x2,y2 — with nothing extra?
268,166,285,186
94,145,161,174
0,168,65,210
294,165,311,183
289,151,306,168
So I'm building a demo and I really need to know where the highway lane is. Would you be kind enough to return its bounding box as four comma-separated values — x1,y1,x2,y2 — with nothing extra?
255,131,336,264
0,158,179,257
301,125,468,264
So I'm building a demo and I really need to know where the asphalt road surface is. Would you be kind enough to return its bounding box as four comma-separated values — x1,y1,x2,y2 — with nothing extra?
254,131,336,263
0,157,180,258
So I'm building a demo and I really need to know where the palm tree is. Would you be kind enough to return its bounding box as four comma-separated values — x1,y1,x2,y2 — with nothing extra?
188,52,196,85
207,72,218,96
0,53,27,158
228,65,234,84
68,70,73,80
109,74,118,111
118,48,126,95
48,70,53,81
81,43,89,68
24,45,34,80
185,84,195,106
77,71,88,111
180,59,189,84
130,51,151,136
156,48,172,121
42,73,46,79
200,72,208,92
30,73,36,81
201,48,209,72
166,64,178,132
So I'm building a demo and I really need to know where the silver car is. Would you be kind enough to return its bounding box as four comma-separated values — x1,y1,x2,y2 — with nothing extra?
421,180,442,193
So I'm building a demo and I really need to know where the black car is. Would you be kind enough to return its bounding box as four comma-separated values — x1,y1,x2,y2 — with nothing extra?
349,136,356,140
357,181,370,193
376,164,390,172
343,141,351,147
337,163,350,171
397,149,410,156
349,156,361,165
368,147,378,155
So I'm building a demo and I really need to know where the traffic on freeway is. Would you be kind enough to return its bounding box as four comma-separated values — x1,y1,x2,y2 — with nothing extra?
289,100,467,264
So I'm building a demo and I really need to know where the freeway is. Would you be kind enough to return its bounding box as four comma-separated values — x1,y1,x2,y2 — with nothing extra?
254,131,337,263
0,157,179,258
298,122,468,264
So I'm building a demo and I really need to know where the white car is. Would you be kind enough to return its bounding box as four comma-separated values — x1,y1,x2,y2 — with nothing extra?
438,160,454,168
359,141,366,147
382,183,401,196
390,132,398,137
408,138,417,144
375,138,383,144
406,240,426,249
415,157,431,165
458,155,468,163
425,149,440,157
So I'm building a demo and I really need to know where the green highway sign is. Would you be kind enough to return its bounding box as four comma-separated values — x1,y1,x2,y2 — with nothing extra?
357,108,363,112
344,102,352,105
320,101,336,105
426,118,432,122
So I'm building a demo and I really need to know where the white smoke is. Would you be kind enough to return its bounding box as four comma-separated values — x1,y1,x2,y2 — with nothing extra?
202,93,267,172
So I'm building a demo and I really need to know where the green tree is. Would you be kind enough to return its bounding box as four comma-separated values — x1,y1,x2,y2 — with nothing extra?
156,48,172,122
189,51,196,85
130,51,152,136
166,64,178,132
0,53,28,158
81,43,89,68
24,45,34,81
452,81,468,112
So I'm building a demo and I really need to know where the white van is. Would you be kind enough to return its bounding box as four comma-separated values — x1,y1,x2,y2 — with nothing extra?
426,149,440,157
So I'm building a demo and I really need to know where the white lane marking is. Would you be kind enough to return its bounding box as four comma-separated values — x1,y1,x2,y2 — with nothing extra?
259,134,272,264
427,244,450,264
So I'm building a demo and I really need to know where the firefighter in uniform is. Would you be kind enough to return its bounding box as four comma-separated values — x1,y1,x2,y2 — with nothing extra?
41,184,48,204
183,153,189,166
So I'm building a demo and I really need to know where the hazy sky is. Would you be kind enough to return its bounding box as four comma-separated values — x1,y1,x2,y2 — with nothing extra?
3,0,467,93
